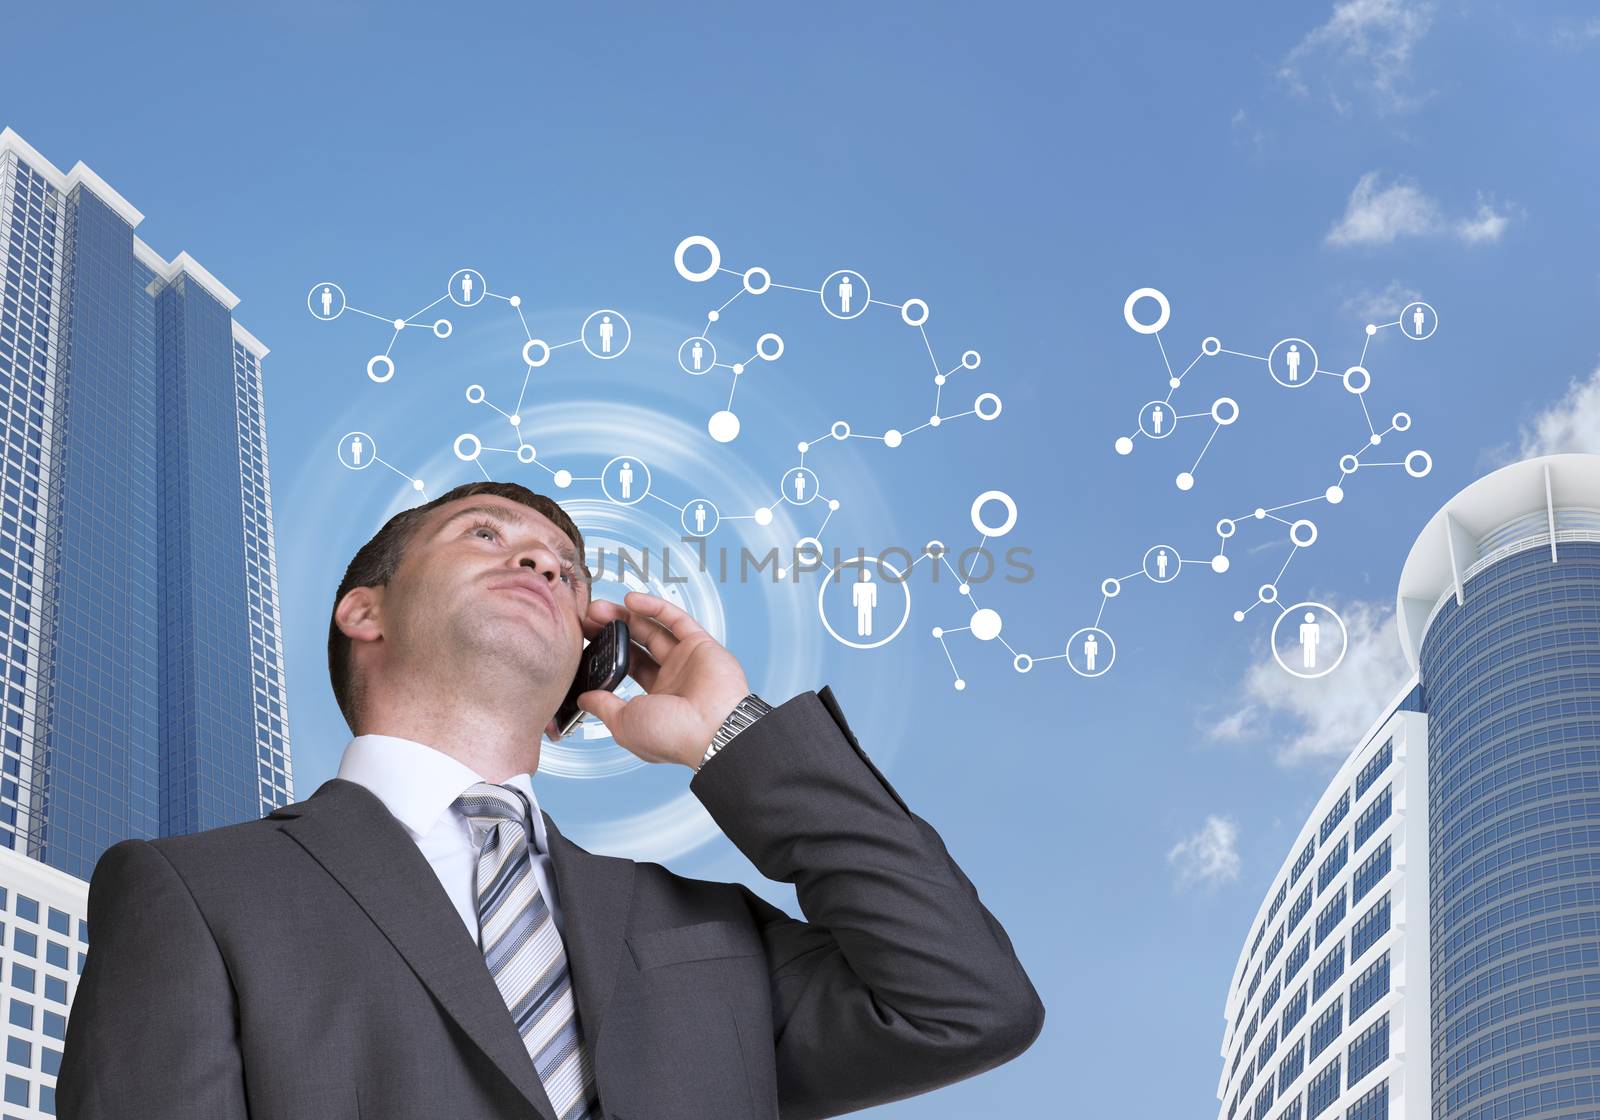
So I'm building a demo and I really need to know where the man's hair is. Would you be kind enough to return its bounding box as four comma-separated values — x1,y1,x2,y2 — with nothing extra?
327,481,588,732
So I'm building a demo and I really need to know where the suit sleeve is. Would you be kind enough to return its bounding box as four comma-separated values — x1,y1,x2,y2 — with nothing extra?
57,838,249,1120
689,686,1045,1119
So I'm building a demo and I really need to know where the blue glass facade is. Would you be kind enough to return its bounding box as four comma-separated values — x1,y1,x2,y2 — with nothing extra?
1423,541,1600,1120
0,136,290,889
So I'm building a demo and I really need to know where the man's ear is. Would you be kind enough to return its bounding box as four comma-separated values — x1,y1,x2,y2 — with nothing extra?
335,585,385,644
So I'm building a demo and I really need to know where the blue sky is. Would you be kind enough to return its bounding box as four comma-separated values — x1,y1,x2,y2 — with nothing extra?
6,1,1600,1114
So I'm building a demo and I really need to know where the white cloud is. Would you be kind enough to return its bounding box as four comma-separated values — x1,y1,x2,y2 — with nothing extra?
1553,16,1600,48
1325,172,1517,247
1202,599,1412,766
1280,0,1435,113
1516,366,1600,458
1167,816,1243,889
1339,280,1423,322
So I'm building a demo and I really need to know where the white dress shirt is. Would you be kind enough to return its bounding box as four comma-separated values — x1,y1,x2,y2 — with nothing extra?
335,733,566,944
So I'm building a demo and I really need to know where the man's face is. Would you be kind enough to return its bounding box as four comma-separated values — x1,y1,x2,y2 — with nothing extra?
377,495,590,692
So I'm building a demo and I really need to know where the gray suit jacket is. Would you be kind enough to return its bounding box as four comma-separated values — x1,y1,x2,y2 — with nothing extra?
57,687,1044,1119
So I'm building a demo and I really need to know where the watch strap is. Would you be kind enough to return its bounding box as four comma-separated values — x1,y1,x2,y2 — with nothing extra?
697,693,774,771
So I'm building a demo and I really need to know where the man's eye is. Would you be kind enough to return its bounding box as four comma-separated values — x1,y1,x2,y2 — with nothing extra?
469,521,502,542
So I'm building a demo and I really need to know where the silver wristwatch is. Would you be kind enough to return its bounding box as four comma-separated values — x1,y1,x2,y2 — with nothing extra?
697,693,774,772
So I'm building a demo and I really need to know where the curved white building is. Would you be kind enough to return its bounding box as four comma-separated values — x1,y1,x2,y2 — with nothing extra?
1216,454,1600,1120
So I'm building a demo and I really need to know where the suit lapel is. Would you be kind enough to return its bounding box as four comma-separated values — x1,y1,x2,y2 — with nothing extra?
271,778,560,1120
539,810,636,1055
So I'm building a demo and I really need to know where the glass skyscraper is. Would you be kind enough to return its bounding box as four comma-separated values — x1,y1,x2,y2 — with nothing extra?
1217,453,1600,1120
0,127,289,1116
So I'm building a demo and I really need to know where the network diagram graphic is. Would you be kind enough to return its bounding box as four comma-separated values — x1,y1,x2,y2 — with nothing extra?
308,245,1436,691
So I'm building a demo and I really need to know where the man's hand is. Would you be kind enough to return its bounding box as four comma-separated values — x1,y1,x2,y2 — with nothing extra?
575,591,750,768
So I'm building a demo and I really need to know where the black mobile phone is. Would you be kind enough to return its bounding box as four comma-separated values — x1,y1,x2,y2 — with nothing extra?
552,620,631,739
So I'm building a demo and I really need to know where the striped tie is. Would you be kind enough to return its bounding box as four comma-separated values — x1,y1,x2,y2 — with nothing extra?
454,782,600,1120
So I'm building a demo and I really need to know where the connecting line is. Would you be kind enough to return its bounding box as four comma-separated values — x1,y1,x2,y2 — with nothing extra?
1218,348,1267,361
918,324,940,378
934,630,963,683
1190,423,1222,474
1154,332,1175,381
1273,544,1300,586
644,491,684,513
405,294,449,322
1357,392,1376,437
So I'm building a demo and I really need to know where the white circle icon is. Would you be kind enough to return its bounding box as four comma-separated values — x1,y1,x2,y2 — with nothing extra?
1143,545,1181,583
600,456,651,505
1271,602,1348,679
970,490,1018,537
1268,338,1318,388
582,310,631,359
678,336,716,375
781,467,819,505
820,270,870,320
448,268,486,307
674,235,722,282
1123,288,1170,335
338,431,376,470
1400,301,1437,340
681,499,720,537
308,281,346,320
1066,627,1115,677
1138,401,1177,439
818,556,910,650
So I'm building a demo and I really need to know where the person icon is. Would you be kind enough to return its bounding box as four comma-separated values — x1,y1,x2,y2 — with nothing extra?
1286,344,1302,382
1156,549,1169,580
618,459,634,500
1412,306,1425,336
851,568,878,636
794,472,807,501
1083,632,1099,672
600,315,615,354
461,273,474,303
349,436,364,466
1151,405,1164,435
691,340,704,371
321,286,334,318
838,275,854,315
1299,610,1321,669
693,503,707,533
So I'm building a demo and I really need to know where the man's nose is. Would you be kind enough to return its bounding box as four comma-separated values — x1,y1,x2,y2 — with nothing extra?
518,552,559,583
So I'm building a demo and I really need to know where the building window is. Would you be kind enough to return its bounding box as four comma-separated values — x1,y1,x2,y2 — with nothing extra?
1345,1079,1386,1120
1320,790,1350,844
3,1037,26,1068
1317,835,1349,893
1313,940,1346,1001
1349,952,1390,1020
1315,887,1347,947
3,1073,26,1107
1306,1056,1341,1120
1350,894,1391,962
1347,1013,1389,1087
1309,996,1343,1061
1354,740,1392,800
1353,786,1392,851
1352,839,1391,905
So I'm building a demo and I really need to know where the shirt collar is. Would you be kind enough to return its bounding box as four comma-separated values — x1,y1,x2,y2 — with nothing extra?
336,733,550,855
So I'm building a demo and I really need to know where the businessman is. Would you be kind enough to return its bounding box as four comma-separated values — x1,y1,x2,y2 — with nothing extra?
58,480,1045,1119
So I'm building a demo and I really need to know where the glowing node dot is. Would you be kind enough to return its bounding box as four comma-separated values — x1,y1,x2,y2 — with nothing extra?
733,363,745,375
930,415,942,427
954,679,966,691
708,410,740,442
1115,436,1134,455
412,479,424,491
958,582,971,595
884,430,903,448
510,415,521,426
707,310,720,322
553,469,573,488
932,627,943,638
509,296,522,307
1233,610,1246,622
393,318,406,330
1176,472,1194,491
1254,508,1266,519
935,374,946,386
1365,324,1377,335
754,507,774,526
797,441,808,453
1212,555,1230,573
971,608,1003,641
828,499,840,510
1326,485,1345,504
1370,433,1382,445
1169,377,1180,388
